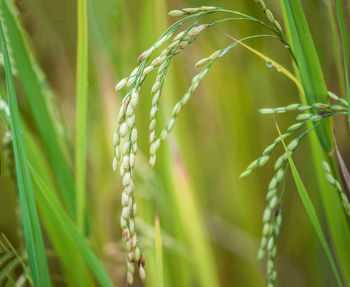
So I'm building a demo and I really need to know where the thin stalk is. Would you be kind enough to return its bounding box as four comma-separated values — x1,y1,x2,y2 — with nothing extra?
211,27,303,93
75,0,88,231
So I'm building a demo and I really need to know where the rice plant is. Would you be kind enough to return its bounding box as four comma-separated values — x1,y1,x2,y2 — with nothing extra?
1,0,350,286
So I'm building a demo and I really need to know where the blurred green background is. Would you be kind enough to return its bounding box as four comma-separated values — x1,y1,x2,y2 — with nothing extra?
0,0,348,286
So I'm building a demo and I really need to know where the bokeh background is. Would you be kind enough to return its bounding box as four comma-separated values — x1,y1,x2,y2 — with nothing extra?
0,0,348,286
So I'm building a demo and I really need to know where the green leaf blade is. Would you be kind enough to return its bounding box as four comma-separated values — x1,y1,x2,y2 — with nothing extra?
1,0,76,217
275,120,343,287
280,0,333,152
0,18,51,287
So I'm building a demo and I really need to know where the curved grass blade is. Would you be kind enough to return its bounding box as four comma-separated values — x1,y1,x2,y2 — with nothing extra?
280,0,333,152
333,130,350,194
1,0,76,217
274,118,343,287
0,18,51,287
29,167,113,287
0,234,33,285
21,122,95,287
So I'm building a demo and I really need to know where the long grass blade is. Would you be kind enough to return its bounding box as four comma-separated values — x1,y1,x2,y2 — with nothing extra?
30,166,113,287
274,119,343,287
75,0,89,231
21,121,95,287
0,18,51,287
1,0,76,216
280,0,333,152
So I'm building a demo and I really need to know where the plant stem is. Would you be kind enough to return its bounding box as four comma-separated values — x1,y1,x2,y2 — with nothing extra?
75,0,88,232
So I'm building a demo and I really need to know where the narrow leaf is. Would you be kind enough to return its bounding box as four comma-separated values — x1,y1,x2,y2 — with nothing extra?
280,0,333,152
333,130,350,194
274,118,343,287
1,0,76,216
0,18,51,287
30,167,113,287
75,0,89,231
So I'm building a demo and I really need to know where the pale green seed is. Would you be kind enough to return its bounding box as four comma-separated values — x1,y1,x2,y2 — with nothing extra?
296,113,312,121
286,103,299,111
287,138,298,151
297,105,311,111
259,155,270,166
263,143,276,155
259,108,275,114
263,208,272,223
268,177,277,190
287,122,303,132
265,9,274,23
269,196,278,209
326,173,335,185
321,161,331,173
